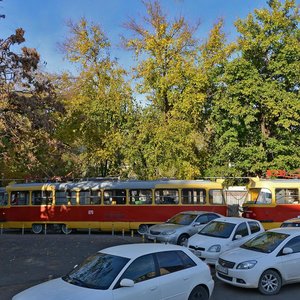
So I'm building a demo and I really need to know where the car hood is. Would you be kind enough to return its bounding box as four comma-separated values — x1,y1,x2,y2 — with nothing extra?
13,278,112,300
150,223,184,232
188,233,230,248
219,247,267,263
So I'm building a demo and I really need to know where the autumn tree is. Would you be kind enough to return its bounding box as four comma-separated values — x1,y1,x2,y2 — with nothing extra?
59,18,135,177
207,0,300,177
0,28,65,180
123,0,209,179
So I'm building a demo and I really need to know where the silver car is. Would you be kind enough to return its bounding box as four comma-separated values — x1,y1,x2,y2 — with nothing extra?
146,211,222,245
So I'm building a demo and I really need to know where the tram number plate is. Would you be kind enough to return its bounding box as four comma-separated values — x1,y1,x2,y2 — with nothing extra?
216,264,228,274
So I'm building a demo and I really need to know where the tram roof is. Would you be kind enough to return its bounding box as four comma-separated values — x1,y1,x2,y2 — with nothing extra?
5,179,220,191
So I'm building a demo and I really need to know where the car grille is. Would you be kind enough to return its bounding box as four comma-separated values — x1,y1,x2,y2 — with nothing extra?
217,272,233,281
149,230,161,235
218,258,235,269
189,245,205,251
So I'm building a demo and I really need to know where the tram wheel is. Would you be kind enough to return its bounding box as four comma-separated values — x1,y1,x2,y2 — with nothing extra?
32,224,43,234
61,224,72,235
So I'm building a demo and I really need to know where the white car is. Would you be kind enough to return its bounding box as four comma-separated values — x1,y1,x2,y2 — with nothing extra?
216,228,300,295
13,243,214,300
187,217,264,264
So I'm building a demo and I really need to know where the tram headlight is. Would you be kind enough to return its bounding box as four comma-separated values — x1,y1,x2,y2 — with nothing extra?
162,230,176,235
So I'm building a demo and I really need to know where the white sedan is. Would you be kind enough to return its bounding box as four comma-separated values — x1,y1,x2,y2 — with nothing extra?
13,243,214,300
216,228,300,295
187,217,264,264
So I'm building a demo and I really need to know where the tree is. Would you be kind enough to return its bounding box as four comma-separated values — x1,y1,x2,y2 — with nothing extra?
123,0,209,179
0,28,65,179
59,18,135,177
207,0,300,177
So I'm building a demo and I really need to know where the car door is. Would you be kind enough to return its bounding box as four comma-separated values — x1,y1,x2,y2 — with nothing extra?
156,250,194,300
112,254,162,300
229,222,250,250
278,236,300,281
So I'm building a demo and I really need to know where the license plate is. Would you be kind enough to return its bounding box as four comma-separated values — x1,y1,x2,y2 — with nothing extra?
192,249,202,257
216,264,228,274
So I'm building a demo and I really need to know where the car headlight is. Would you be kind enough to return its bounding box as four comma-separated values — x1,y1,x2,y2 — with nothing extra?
208,244,221,252
162,230,176,235
237,260,257,269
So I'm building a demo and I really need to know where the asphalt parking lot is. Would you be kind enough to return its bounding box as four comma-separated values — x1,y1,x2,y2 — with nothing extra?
1,231,299,300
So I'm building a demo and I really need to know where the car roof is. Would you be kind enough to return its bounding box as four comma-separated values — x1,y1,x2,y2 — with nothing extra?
268,227,300,236
211,217,260,224
100,243,187,259
282,217,300,224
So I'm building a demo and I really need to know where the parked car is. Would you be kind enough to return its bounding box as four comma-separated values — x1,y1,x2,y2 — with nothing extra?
280,216,300,228
146,211,223,245
187,217,264,264
13,243,214,300
215,228,300,295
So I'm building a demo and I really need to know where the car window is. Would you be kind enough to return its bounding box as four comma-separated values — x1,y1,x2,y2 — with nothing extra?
118,254,156,285
207,214,220,221
177,251,197,268
156,251,189,275
234,222,248,239
282,236,300,254
167,213,197,225
248,221,261,234
195,215,209,224
63,253,130,290
199,221,235,238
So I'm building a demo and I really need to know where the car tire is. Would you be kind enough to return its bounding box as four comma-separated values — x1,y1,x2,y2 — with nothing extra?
137,224,149,235
258,269,282,295
177,234,189,246
188,285,209,300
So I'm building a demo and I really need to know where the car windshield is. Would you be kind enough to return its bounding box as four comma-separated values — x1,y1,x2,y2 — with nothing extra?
62,253,130,290
167,213,197,225
198,221,235,238
241,231,289,253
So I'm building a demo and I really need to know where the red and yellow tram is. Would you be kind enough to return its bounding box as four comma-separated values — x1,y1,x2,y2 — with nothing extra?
0,179,227,234
242,178,300,229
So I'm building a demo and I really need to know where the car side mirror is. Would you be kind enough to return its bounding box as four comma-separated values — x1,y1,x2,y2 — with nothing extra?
282,247,293,255
234,234,242,240
120,278,134,287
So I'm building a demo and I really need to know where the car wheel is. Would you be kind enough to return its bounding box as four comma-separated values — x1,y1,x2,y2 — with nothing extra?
177,234,189,246
137,224,148,235
258,269,282,295
188,285,209,300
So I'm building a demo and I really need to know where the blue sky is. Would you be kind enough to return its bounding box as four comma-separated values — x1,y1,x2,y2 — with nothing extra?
1,0,270,74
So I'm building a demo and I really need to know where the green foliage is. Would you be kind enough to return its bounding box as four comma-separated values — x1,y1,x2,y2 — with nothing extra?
207,0,300,177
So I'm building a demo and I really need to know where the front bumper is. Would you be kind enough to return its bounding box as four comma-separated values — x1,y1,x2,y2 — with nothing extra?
215,263,259,288
189,248,219,265
146,234,178,244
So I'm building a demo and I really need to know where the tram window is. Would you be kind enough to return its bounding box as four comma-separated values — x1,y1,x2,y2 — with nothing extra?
182,189,206,204
155,189,179,205
104,189,126,205
11,191,29,206
255,188,272,204
275,188,299,204
79,190,101,205
90,190,101,205
129,189,152,205
0,191,8,206
55,190,76,205
32,191,53,205
209,189,224,205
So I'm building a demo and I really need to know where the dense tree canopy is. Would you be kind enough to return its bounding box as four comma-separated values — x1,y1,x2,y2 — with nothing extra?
1,0,299,181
